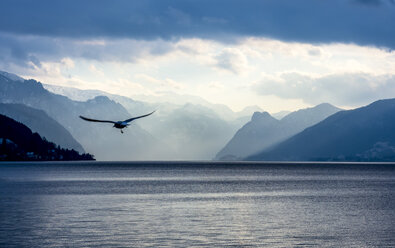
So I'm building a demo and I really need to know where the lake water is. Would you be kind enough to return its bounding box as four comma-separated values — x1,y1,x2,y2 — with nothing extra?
0,161,394,247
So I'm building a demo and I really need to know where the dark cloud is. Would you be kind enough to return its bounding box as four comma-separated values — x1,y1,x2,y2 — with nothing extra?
0,32,177,67
354,0,382,5
0,0,394,49
353,0,394,6
0,33,44,67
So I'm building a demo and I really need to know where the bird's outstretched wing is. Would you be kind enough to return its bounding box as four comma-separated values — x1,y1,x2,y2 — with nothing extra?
123,111,155,123
79,116,116,124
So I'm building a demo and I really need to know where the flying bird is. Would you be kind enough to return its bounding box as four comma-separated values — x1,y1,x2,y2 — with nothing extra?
79,111,155,133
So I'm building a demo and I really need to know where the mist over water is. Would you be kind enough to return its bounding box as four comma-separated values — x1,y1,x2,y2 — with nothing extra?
1,162,394,247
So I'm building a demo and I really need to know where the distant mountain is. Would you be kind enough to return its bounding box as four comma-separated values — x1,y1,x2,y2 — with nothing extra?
2,72,245,160
0,103,85,153
216,103,341,160
44,83,251,160
248,99,395,161
0,114,94,161
0,73,157,160
43,84,259,121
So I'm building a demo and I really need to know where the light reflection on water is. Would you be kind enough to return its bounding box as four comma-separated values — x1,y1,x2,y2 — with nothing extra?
0,162,394,247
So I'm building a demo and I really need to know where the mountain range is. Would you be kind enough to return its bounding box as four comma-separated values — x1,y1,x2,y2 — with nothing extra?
2,70,395,162
216,103,341,160
0,73,157,160
42,81,261,159
0,71,257,160
248,99,395,161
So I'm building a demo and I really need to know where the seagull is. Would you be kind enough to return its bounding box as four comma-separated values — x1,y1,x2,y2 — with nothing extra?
79,111,155,133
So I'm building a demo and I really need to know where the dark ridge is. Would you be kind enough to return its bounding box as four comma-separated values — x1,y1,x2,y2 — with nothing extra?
0,114,94,161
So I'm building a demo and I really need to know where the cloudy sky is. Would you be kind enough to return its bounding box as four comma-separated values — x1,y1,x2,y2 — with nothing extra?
1,0,394,112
